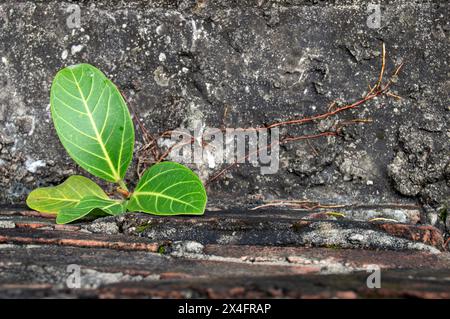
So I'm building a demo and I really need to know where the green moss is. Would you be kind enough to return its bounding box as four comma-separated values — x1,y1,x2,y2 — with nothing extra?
157,245,166,254
438,205,448,223
135,222,152,233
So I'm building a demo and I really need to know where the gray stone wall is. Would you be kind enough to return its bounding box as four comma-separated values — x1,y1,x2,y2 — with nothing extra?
0,1,448,225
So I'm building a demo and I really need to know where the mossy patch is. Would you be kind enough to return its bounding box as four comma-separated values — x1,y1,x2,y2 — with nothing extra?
157,245,166,254
135,222,153,233
438,205,448,223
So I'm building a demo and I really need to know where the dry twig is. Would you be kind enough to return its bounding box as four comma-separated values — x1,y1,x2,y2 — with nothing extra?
250,200,346,211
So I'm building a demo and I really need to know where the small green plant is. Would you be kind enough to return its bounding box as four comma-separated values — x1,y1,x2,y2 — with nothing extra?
26,64,207,224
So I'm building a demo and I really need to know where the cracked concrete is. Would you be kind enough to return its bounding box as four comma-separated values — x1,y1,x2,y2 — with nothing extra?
0,1,447,228
0,0,449,299
1,209,450,298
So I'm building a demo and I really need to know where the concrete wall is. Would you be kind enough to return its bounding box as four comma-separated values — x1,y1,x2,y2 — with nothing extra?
0,1,448,227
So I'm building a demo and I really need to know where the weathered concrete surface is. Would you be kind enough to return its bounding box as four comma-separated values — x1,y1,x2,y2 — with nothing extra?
1,210,450,298
1,1,449,299
1,208,447,251
0,1,448,232
117,212,445,252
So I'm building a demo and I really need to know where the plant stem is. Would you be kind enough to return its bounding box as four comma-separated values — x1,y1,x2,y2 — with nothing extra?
118,180,129,192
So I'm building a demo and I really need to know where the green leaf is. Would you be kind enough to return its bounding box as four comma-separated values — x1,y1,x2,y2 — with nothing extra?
56,196,127,224
127,162,207,215
26,175,108,214
50,63,135,183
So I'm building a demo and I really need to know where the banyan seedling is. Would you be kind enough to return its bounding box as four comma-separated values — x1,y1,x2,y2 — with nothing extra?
27,64,207,224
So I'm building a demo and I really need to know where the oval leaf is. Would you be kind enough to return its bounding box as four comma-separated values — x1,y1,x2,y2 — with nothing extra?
57,196,126,224
127,162,207,215
50,63,135,182
26,175,108,214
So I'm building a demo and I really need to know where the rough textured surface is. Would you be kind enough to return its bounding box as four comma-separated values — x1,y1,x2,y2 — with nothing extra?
1,210,450,298
0,1,448,231
0,1,449,299
1,209,446,252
